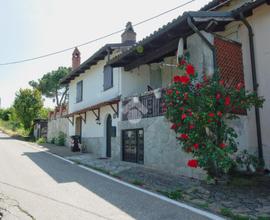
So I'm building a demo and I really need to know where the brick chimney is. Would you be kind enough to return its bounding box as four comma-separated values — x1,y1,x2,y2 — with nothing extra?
121,22,136,44
72,47,81,70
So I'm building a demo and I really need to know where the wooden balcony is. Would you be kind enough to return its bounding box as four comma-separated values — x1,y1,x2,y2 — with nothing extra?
122,89,165,121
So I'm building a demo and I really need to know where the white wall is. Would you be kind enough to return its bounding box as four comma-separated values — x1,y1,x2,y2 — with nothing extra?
217,3,270,167
68,58,121,113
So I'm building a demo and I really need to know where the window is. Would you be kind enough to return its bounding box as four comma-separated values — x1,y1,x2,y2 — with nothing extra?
76,80,83,103
103,65,113,90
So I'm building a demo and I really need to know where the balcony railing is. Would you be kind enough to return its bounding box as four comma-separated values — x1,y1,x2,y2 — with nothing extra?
122,89,165,121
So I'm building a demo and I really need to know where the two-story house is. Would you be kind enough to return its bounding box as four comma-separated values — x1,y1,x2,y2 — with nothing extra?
62,0,270,178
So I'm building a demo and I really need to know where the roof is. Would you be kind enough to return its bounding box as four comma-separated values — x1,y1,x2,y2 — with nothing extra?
200,0,231,11
109,11,234,71
109,0,269,71
63,97,120,117
61,43,133,84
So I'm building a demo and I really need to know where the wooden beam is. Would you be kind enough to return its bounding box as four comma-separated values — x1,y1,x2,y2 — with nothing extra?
79,112,87,124
67,116,74,125
124,38,179,71
110,103,119,117
91,108,100,120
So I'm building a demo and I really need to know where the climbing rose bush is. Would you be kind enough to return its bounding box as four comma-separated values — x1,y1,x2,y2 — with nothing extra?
164,54,264,178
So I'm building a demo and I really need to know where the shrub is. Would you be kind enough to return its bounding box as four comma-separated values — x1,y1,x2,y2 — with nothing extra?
56,132,66,146
236,150,260,173
36,137,46,144
164,54,264,179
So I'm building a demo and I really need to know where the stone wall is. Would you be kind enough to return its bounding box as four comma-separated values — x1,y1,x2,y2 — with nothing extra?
47,117,69,146
117,116,206,179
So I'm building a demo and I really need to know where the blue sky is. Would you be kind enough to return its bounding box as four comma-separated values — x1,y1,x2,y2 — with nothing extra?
0,0,211,108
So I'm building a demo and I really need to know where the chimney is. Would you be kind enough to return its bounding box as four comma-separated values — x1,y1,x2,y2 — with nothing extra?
72,47,81,70
121,22,136,44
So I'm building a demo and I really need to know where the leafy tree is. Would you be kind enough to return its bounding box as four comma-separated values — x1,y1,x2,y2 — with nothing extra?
13,89,43,130
0,108,11,121
39,107,52,119
29,67,71,106
164,54,264,180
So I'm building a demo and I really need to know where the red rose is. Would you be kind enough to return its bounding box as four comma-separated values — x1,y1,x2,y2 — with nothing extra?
186,64,195,76
208,112,215,117
219,143,227,149
189,124,195,129
171,123,177,130
181,113,187,120
216,93,221,101
203,75,209,82
179,75,190,84
225,96,231,106
184,92,188,100
180,134,189,140
166,89,173,95
179,107,184,111
219,80,225,85
189,112,193,116
196,83,202,89
179,59,186,66
193,143,199,150
187,159,198,168
173,75,181,83
175,90,180,95
217,111,223,117
236,82,244,90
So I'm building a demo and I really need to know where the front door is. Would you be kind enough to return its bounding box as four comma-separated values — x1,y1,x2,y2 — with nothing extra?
122,129,144,164
106,115,112,157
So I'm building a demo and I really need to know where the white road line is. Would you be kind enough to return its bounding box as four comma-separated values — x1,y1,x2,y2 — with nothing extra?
14,138,224,220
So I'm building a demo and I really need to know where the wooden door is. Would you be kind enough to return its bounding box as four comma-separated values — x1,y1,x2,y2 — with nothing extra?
106,115,112,157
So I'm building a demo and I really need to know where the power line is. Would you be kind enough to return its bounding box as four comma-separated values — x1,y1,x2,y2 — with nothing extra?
0,0,196,66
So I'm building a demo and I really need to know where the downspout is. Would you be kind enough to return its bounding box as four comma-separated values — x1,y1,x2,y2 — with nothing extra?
187,16,218,74
239,13,264,163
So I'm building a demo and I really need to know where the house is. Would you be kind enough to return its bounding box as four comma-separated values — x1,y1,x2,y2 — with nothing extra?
61,0,270,178
109,0,270,174
61,22,137,158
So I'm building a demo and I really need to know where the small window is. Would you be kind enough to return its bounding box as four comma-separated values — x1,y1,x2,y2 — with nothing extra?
76,80,83,103
103,65,113,91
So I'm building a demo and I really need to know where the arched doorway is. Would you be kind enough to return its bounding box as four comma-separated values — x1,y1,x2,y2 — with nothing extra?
106,114,112,157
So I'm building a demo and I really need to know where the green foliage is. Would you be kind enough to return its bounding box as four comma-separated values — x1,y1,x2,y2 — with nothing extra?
159,190,183,200
164,54,264,178
39,107,52,119
0,108,11,121
132,180,144,186
50,137,56,144
55,131,66,146
36,137,46,144
220,208,249,220
13,89,43,130
236,150,260,173
29,66,71,106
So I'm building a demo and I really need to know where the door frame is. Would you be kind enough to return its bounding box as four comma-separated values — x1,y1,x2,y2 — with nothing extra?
122,128,144,164
106,114,112,157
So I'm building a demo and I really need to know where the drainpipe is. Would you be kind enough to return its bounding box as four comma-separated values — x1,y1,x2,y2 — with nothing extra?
187,16,218,74
239,13,264,163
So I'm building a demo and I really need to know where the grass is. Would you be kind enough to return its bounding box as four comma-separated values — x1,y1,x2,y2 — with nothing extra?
158,189,183,200
220,208,250,220
258,216,270,220
0,119,29,138
131,180,144,186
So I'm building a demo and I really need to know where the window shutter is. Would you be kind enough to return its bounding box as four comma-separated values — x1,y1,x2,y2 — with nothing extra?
103,65,113,90
76,81,83,102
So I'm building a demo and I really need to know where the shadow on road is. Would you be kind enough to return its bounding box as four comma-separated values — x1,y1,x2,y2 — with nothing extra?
21,151,205,220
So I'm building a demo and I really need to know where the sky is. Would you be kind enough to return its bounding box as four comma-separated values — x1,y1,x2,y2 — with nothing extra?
0,0,211,108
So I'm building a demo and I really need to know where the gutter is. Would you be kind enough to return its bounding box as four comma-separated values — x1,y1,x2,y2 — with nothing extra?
239,13,264,163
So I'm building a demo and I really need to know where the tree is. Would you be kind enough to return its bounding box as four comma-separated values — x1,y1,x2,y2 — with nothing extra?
164,54,264,180
29,67,71,106
14,89,43,130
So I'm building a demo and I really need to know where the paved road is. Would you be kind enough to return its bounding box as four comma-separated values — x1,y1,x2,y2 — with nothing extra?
0,132,221,220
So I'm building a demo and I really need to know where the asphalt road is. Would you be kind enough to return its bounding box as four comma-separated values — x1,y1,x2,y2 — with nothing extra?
0,132,222,220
